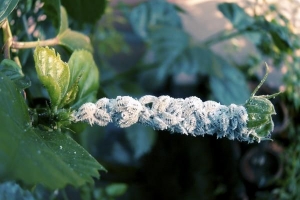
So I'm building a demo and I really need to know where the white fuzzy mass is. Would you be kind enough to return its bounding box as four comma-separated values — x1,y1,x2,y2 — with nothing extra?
72,95,253,142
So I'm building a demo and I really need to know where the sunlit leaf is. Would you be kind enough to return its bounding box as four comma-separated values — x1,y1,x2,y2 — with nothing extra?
34,46,70,108
0,73,105,189
262,20,292,51
58,29,93,52
218,3,254,30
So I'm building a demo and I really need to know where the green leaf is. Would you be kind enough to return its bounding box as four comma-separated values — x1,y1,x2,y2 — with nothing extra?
217,3,254,30
34,46,70,109
60,77,79,107
247,113,271,128
61,0,107,24
172,46,211,76
68,50,99,109
0,59,31,90
0,182,35,200
0,59,23,79
105,183,128,197
0,0,19,24
0,73,105,189
243,66,278,141
41,0,61,32
58,29,93,52
129,0,182,39
209,56,250,105
125,125,157,159
58,6,68,34
244,96,276,115
57,6,93,52
264,21,292,51
148,27,189,80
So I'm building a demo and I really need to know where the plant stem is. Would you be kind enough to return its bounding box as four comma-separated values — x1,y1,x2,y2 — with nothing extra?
11,37,59,49
72,95,264,142
202,29,247,47
1,19,13,59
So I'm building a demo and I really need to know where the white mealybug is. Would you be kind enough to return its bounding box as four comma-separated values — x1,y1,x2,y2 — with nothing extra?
93,108,111,126
114,96,133,112
236,106,248,123
138,108,154,126
182,96,203,117
172,124,188,135
126,99,143,114
152,116,168,130
159,112,183,126
139,95,157,108
183,115,197,133
166,98,184,118
115,111,137,128
203,101,220,112
72,70,278,144
153,95,172,112
73,103,97,125
95,98,110,110
230,116,238,130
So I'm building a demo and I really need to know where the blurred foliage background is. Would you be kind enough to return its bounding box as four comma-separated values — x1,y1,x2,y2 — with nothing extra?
1,0,300,199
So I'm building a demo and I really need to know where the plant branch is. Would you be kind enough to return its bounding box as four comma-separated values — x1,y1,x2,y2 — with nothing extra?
202,29,248,47
1,19,13,59
71,95,275,143
11,37,59,49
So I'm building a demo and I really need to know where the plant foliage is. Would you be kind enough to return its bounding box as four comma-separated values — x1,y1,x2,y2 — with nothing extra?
0,73,104,189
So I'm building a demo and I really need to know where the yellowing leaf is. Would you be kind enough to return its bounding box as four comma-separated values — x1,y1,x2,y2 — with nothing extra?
34,46,70,109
